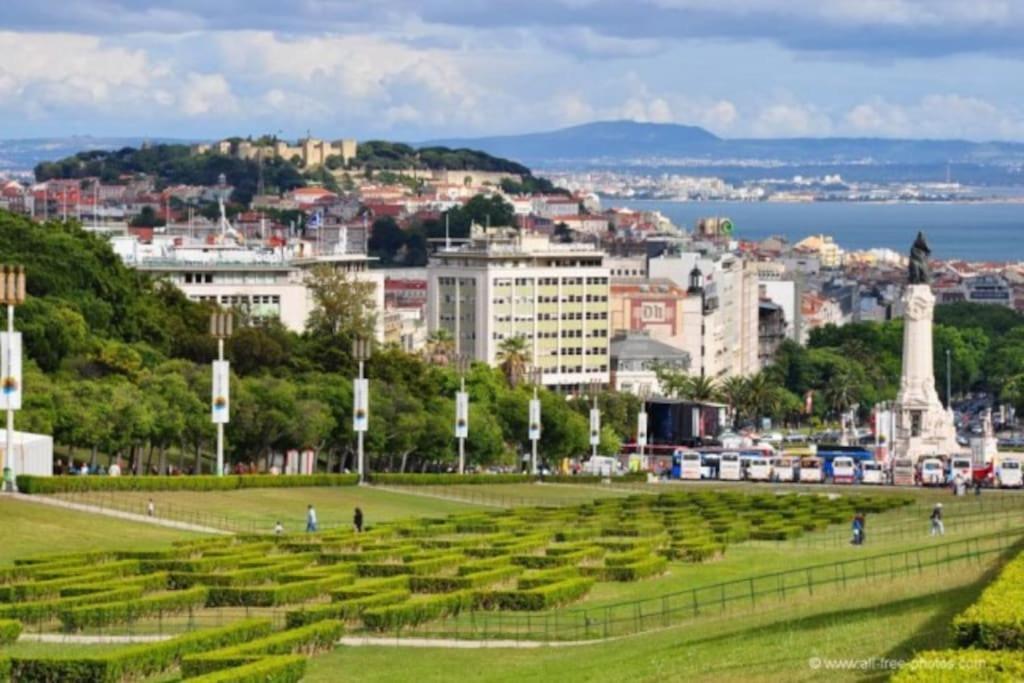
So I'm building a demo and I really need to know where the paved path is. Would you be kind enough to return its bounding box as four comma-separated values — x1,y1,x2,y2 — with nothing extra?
6,493,229,535
20,633,172,644
339,636,589,649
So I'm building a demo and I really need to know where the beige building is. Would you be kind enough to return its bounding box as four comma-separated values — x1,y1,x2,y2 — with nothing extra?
426,226,610,389
194,137,358,168
609,279,697,352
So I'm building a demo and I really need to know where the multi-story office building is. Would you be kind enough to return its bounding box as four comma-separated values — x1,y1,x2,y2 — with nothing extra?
426,226,610,390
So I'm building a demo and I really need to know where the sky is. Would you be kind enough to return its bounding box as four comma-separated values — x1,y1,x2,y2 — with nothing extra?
3,0,1024,142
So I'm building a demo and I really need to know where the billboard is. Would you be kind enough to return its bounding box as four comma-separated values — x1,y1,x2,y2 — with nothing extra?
211,360,229,423
637,410,648,447
589,408,601,447
353,378,369,432
528,399,541,441
0,332,21,411
455,390,469,438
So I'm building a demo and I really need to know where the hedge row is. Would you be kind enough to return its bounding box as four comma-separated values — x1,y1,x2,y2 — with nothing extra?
362,591,473,631
953,552,1024,649
181,620,343,677
581,556,667,582
891,649,1024,682
409,565,521,593
16,474,360,494
0,586,143,624
0,562,140,601
206,576,351,608
367,473,532,486
539,473,648,484
183,655,306,683
330,576,410,601
170,560,311,589
60,570,169,596
0,620,20,645
356,553,464,578
59,586,209,631
516,566,579,590
286,589,412,628
474,577,595,611
10,618,272,683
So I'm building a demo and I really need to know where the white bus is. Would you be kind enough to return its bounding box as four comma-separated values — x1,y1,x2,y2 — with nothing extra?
680,451,702,480
998,458,1023,488
951,457,973,483
772,456,798,482
861,461,885,485
719,452,742,481
747,456,773,482
920,458,946,487
799,457,823,483
832,456,857,484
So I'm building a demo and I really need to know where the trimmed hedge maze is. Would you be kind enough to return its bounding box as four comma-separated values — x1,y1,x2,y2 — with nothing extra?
894,543,1024,682
0,490,909,680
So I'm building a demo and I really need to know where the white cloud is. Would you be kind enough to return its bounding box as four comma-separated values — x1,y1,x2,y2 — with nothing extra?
751,102,832,137
178,73,237,116
842,94,1024,139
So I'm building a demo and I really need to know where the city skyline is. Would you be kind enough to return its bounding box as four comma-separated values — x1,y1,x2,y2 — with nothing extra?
2,1,1024,141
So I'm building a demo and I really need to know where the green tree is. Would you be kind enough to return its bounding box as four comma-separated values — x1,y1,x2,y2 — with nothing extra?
496,336,530,387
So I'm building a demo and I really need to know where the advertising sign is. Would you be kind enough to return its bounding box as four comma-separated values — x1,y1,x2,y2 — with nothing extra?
211,360,229,423
0,332,21,411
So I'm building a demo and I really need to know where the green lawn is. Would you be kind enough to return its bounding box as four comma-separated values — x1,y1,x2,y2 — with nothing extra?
0,498,197,565
306,559,999,682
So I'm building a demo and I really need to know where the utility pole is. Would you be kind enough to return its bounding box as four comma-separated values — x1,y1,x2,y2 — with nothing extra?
527,367,543,475
352,337,371,483
455,354,470,474
0,265,25,492
945,348,952,409
210,311,233,476
588,379,601,464
637,386,649,466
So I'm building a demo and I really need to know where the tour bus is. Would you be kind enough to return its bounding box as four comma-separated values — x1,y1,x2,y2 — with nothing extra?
832,456,857,484
679,451,703,480
583,456,619,477
997,458,1023,488
919,458,946,486
799,456,823,483
719,452,742,481
747,456,773,482
861,461,885,485
772,456,798,482
701,453,720,480
891,458,916,486
950,456,973,483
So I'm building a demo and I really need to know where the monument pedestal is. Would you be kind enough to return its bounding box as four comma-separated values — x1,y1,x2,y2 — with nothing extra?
892,285,962,461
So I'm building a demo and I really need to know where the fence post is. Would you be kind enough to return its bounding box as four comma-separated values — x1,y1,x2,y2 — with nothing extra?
805,569,813,596
749,578,755,607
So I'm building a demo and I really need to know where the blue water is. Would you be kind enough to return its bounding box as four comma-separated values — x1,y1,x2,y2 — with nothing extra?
615,200,1024,262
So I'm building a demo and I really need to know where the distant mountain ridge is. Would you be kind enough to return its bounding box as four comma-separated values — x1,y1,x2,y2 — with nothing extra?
424,120,1024,167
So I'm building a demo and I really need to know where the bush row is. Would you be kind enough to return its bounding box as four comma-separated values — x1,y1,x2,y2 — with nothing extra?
516,566,580,590
0,586,143,624
10,618,272,682
410,565,521,593
0,562,140,602
0,620,20,645
356,553,464,578
182,655,306,683
16,474,360,494
368,473,532,486
362,591,473,631
474,577,594,611
180,620,343,677
891,649,1024,682
59,586,209,631
952,553,1024,649
206,576,351,608
539,473,648,484
287,589,412,628
581,556,667,582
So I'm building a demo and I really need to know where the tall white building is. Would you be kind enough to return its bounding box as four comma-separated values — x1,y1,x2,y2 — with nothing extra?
426,226,610,389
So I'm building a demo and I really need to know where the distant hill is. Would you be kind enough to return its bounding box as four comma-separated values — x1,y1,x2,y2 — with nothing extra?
0,136,192,174
425,120,1024,169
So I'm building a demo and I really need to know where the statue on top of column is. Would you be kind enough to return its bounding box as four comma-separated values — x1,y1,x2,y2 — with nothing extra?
908,231,932,285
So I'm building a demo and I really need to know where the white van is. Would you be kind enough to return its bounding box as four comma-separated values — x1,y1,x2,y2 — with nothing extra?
832,456,857,484
920,458,946,486
583,456,619,477
680,451,702,480
998,458,1023,488
747,456,773,482
799,457,823,483
719,452,742,481
861,461,884,485
951,457,973,483
772,456,798,482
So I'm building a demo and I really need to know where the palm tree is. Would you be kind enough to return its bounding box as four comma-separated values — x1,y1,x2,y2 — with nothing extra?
824,370,859,419
718,376,749,426
496,336,530,387
680,375,719,403
424,329,455,366
745,372,775,425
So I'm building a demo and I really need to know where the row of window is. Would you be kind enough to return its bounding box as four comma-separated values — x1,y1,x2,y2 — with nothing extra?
193,294,281,305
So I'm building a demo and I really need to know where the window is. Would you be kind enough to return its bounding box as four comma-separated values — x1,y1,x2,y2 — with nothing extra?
911,411,922,437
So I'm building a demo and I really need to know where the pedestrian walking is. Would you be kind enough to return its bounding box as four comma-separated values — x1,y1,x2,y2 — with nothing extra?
306,505,318,533
930,503,944,536
353,507,364,533
850,514,862,545
974,479,982,496
274,520,284,536
856,512,866,544
147,499,155,517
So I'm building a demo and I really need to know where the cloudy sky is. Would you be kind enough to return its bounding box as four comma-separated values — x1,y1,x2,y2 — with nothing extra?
3,0,1024,141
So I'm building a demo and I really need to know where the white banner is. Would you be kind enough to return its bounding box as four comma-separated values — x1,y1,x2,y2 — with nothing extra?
528,399,541,441
0,332,21,411
455,390,469,438
637,410,648,447
353,378,369,432
211,360,229,423
589,408,601,447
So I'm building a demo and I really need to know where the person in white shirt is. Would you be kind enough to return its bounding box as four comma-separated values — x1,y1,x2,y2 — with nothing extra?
306,505,318,532
108,462,121,477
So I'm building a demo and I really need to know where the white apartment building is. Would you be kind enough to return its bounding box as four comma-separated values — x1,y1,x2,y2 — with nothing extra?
649,251,760,380
426,226,610,389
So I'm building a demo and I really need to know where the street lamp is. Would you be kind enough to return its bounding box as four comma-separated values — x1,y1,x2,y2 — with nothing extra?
0,265,25,491
945,348,952,409
455,354,470,475
637,386,650,466
210,311,233,476
527,367,543,475
588,379,602,463
352,337,371,483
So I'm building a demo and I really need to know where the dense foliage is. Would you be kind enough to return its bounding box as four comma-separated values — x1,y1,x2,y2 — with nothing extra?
354,141,531,175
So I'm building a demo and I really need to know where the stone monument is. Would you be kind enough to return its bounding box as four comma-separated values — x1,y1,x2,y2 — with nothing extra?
892,232,963,462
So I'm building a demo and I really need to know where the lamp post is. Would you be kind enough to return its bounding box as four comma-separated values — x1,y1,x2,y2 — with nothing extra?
0,265,25,492
588,379,601,463
209,311,233,476
637,386,649,466
455,354,470,475
352,337,371,483
527,367,543,475
945,348,952,409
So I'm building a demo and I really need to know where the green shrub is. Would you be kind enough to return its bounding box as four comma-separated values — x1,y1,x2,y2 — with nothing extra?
15,474,358,494
181,621,343,677
10,618,272,682
287,589,412,627
953,556,1024,649
206,576,350,608
891,649,1024,682
330,576,410,601
0,619,20,645
357,553,463,578
362,591,473,631
0,586,143,623
538,473,647,484
182,655,305,683
60,571,169,596
0,562,140,601
582,556,667,582
59,586,209,631
368,473,532,486
410,565,520,593
516,566,580,590
474,577,594,611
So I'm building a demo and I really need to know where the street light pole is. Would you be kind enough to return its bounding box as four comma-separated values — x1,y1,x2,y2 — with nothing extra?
527,367,542,475
352,338,371,483
588,379,601,463
455,354,470,475
1,265,25,492
945,348,952,409
210,311,233,476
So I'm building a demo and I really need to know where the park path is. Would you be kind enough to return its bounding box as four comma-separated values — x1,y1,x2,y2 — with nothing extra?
4,492,229,535
17,632,588,648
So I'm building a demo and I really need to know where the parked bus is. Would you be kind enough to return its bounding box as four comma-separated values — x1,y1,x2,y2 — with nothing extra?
891,458,916,486
799,456,823,483
919,458,946,486
832,456,857,484
861,461,885,484
747,456,773,482
997,458,1023,488
719,452,742,481
679,450,702,480
700,453,720,480
772,456,798,482
950,456,973,483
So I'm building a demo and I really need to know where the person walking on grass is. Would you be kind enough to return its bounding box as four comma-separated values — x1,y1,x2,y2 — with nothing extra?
306,505,318,533
147,499,155,517
353,507,364,533
930,503,944,536
850,513,862,545
274,520,284,536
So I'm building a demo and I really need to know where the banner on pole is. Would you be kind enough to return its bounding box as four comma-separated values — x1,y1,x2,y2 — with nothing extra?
0,332,21,411
528,399,541,441
455,390,469,438
637,410,648,447
211,360,229,423
589,408,601,446
353,378,369,432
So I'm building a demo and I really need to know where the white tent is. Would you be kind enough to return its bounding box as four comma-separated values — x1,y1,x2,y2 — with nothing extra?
0,431,54,477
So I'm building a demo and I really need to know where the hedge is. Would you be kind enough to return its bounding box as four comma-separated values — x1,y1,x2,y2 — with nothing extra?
286,589,412,628
362,591,473,631
410,565,521,593
206,576,351,608
16,473,359,494
10,618,272,683
0,620,20,645
539,473,648,484
516,566,580,590
581,556,667,582
330,576,410,601
60,571,169,596
182,655,306,683
356,553,464,578
181,620,343,677
173,560,323,589
59,586,209,631
0,563,140,602
367,473,531,486
474,577,594,611
891,649,1024,682
0,586,144,624
953,554,1024,649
